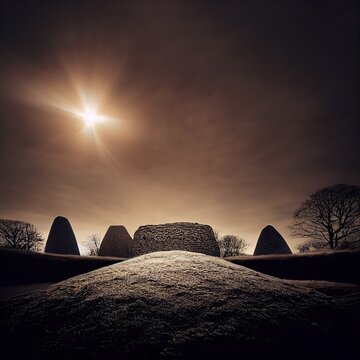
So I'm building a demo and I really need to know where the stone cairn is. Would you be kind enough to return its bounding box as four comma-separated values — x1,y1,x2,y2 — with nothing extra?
133,222,220,257
253,225,292,255
98,225,133,258
45,216,80,255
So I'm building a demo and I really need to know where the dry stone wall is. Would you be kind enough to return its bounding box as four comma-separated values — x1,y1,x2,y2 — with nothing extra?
133,222,220,256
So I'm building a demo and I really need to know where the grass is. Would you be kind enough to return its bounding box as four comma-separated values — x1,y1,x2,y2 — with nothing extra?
1,247,359,287
226,249,360,283
0,247,124,285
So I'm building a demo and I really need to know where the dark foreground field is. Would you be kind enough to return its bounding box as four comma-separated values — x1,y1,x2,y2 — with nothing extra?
1,247,359,286
0,248,125,286
227,249,360,283
1,249,359,359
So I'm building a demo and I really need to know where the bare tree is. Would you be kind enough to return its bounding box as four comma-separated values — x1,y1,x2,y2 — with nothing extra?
0,219,44,251
291,184,360,250
218,235,248,257
86,233,101,256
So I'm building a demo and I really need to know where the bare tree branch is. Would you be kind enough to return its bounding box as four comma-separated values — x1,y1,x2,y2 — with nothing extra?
86,234,101,256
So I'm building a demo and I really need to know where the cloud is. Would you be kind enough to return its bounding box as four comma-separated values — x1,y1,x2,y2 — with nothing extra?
0,1,359,252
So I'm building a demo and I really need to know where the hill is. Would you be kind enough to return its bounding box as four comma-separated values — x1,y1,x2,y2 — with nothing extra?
1,251,358,359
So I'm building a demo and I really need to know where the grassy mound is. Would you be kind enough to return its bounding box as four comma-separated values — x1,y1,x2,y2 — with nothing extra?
1,251,358,359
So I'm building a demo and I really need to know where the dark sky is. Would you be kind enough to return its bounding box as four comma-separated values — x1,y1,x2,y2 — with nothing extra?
0,0,359,253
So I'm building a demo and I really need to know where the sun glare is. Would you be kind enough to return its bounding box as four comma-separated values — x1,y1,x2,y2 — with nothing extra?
82,109,104,127
73,102,108,130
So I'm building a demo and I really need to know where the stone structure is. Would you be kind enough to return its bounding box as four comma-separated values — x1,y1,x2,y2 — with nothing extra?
1,251,355,359
98,225,133,258
133,222,220,257
44,216,80,255
253,225,292,255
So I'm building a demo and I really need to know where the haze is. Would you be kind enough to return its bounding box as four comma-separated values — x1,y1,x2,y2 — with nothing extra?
0,1,359,253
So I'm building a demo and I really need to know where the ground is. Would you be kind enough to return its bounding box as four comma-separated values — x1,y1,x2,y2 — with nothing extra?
1,250,359,359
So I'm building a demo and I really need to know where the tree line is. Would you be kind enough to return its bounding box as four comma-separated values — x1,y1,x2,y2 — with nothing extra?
0,183,359,256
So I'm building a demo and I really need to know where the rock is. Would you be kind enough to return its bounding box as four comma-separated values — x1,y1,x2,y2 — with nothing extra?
1,251,356,359
253,225,292,255
133,222,220,256
44,216,80,255
98,225,133,258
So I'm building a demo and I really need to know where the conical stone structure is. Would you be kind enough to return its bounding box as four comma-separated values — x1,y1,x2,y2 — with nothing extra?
45,216,80,255
133,222,220,257
253,225,292,255
98,225,133,258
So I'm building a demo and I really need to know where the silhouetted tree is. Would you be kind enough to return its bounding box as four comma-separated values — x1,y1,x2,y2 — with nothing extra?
291,184,360,250
0,219,44,251
86,233,101,256
218,235,248,257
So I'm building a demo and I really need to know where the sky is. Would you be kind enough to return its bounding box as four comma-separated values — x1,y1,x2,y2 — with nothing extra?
0,0,359,254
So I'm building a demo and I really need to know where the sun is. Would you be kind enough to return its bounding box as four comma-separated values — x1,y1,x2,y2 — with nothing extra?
80,108,105,128
59,95,109,131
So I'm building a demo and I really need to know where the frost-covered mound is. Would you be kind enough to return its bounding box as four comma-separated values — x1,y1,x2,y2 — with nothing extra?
0,251,357,359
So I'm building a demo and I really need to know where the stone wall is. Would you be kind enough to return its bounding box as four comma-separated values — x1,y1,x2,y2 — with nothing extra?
133,222,220,257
